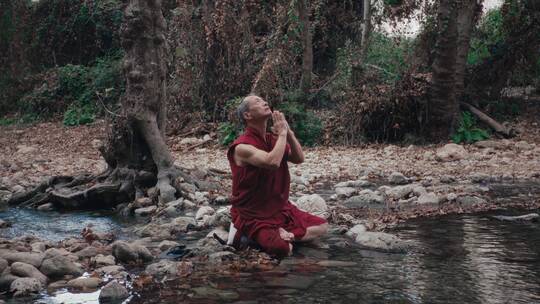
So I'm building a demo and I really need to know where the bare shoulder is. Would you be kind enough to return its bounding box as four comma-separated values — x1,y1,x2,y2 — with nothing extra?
235,143,257,158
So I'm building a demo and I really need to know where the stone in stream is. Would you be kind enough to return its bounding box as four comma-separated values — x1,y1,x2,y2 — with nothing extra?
456,195,487,206
10,262,47,285
346,224,410,253
10,277,42,297
91,254,116,267
0,258,7,273
436,143,468,161
490,213,539,222
294,194,328,218
95,265,125,276
134,205,157,216
112,241,153,264
195,206,215,221
388,172,409,185
335,187,357,198
417,192,440,205
383,185,414,200
192,286,239,301
0,251,44,268
0,220,11,228
145,260,182,279
0,271,20,292
344,190,385,209
67,277,102,289
37,203,54,211
75,246,99,259
39,255,84,278
334,179,372,188
99,280,129,303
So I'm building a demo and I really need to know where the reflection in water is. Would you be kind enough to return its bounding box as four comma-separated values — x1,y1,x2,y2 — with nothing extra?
127,211,539,304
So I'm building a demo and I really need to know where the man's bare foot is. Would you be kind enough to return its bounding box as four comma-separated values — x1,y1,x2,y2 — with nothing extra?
279,227,294,242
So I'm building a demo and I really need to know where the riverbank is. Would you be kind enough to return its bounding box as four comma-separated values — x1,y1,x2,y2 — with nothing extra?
1,119,540,302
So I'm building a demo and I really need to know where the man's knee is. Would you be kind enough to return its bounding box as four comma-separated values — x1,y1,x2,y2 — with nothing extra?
255,229,292,258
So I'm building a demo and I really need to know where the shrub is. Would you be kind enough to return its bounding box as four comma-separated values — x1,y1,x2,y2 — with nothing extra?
451,111,490,144
218,122,239,146
468,9,504,66
276,101,323,147
63,102,96,126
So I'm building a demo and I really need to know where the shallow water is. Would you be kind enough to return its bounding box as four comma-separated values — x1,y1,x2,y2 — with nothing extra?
127,210,539,304
0,208,131,242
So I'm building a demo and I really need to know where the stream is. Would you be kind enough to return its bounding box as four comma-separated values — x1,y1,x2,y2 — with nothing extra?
0,181,539,304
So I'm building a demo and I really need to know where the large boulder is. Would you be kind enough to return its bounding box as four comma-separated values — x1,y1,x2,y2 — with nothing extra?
67,277,102,289
10,262,47,285
99,281,129,303
112,241,153,264
344,190,385,209
10,277,42,297
145,260,182,279
294,194,328,217
0,258,7,274
39,255,83,278
0,272,20,292
436,143,468,162
0,251,44,268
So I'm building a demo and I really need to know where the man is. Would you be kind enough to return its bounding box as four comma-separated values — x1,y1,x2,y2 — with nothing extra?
227,95,328,258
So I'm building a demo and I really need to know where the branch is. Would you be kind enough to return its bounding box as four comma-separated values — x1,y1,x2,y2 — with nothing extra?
461,102,513,138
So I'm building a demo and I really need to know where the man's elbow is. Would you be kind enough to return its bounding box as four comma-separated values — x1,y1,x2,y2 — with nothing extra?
290,155,304,164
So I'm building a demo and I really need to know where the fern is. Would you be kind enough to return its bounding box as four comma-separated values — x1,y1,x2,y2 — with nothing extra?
451,111,490,144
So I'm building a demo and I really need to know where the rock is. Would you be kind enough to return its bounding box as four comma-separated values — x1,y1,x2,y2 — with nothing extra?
99,281,129,303
134,223,173,240
39,255,83,278
344,190,385,209
91,254,116,267
470,173,491,183
195,206,215,221
30,242,46,253
294,194,327,217
440,175,456,183
447,193,457,201
0,272,19,292
436,143,468,162
0,259,7,274
515,141,534,151
37,203,54,211
388,172,409,185
457,195,487,206
345,224,367,239
158,241,179,252
112,241,152,264
75,246,99,259
67,277,102,289
0,251,44,268
43,248,70,260
145,260,181,279
134,205,157,216
490,213,539,222
316,260,357,267
10,277,41,297
207,207,232,227
335,187,357,198
474,140,501,149
384,185,414,199
0,220,10,228
213,195,229,205
16,145,37,154
206,227,229,243
194,237,224,256
133,197,153,209
349,231,410,253
335,180,372,188
417,193,440,205
179,182,197,194
291,175,309,186
208,251,238,264
95,265,125,276
10,262,47,285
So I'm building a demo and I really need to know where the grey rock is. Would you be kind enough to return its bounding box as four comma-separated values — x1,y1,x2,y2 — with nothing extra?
335,187,357,198
208,251,238,264
192,286,240,300
37,203,54,211
294,194,327,217
388,172,409,185
0,258,7,274
30,242,47,253
158,241,179,252
207,227,229,243
417,193,440,205
344,190,385,209
95,265,125,276
207,207,232,227
112,241,152,264
436,144,468,161
99,281,129,303
0,272,19,292
348,231,410,253
195,206,215,220
440,175,456,183
0,251,44,268
0,220,11,228
145,260,181,279
179,182,197,194
39,255,83,278
457,195,487,206
384,185,414,199
10,262,47,285
335,180,372,188
491,213,539,222
133,197,153,209
470,173,491,183
134,205,157,216
75,246,99,259
10,277,42,297
67,277,102,289
91,254,115,266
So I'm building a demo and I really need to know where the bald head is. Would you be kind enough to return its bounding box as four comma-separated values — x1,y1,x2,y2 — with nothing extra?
237,94,258,126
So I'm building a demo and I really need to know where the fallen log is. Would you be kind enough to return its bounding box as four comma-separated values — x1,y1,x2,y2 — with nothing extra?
490,213,539,222
461,102,513,138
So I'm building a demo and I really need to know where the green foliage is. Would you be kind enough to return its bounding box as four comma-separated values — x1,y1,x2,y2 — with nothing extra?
63,102,95,126
467,9,505,66
0,117,16,126
218,122,239,146
451,111,490,144
365,33,412,82
276,101,323,146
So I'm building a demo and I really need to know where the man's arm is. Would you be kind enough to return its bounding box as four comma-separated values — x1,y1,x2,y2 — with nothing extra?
287,130,304,164
235,133,287,170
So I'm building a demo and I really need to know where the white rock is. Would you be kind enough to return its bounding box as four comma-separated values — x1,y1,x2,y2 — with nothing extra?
417,193,440,205
196,206,215,221
134,206,157,216
335,187,357,198
345,224,367,239
436,144,468,162
294,194,328,217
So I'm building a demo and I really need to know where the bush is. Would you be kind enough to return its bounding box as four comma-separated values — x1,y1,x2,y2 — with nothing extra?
218,122,239,146
468,9,504,66
451,111,490,144
276,101,323,147
63,103,96,126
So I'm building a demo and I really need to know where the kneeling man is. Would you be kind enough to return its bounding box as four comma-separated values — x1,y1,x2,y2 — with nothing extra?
227,95,328,257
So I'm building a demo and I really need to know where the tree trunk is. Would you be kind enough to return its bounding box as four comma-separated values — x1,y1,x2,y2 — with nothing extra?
10,0,194,210
455,0,479,100
297,0,313,97
428,0,459,140
359,0,372,62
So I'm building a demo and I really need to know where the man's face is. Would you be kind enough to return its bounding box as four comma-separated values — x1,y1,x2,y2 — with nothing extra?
245,96,272,122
